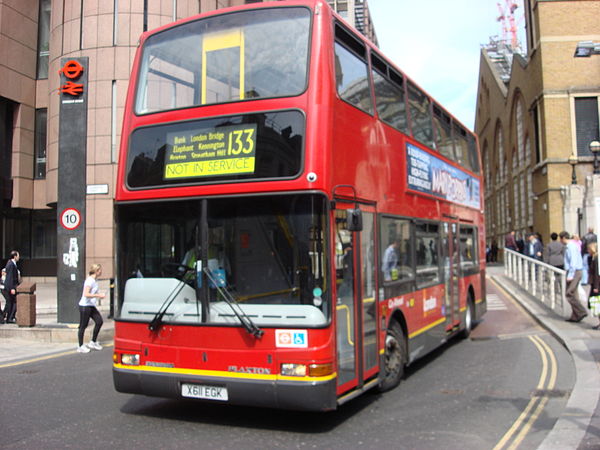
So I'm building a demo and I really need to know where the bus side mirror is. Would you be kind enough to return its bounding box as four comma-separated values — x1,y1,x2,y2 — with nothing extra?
346,208,363,232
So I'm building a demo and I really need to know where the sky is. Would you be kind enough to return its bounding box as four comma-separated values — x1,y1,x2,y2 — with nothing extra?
368,0,526,130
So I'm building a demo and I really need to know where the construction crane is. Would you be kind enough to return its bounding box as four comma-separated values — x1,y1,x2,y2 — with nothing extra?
496,0,522,50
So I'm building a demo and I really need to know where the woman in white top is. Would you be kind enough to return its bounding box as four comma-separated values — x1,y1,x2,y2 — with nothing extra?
77,263,105,353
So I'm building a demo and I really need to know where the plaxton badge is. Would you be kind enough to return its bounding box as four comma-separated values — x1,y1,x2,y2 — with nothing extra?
228,366,271,374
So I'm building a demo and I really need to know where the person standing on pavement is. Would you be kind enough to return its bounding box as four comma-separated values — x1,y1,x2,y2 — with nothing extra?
3,251,20,324
586,242,600,330
581,227,596,285
505,230,517,251
560,231,587,322
581,227,597,256
526,233,543,260
544,232,565,269
0,268,6,323
77,263,105,353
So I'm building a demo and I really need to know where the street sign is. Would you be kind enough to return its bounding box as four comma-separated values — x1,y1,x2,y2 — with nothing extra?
60,208,81,230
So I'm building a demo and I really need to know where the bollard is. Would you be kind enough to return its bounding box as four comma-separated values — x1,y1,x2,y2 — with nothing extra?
16,282,37,327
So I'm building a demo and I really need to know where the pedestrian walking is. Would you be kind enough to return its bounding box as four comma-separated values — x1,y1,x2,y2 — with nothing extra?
3,251,21,324
582,227,597,256
491,239,498,262
516,233,525,254
572,233,583,252
581,227,597,285
526,233,543,260
505,231,517,251
77,263,105,353
0,268,6,323
586,242,600,330
560,231,587,322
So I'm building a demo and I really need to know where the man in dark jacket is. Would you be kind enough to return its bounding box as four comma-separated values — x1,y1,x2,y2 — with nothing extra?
3,250,20,323
582,227,597,256
526,233,543,260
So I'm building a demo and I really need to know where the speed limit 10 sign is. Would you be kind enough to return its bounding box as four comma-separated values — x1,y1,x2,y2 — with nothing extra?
60,208,81,230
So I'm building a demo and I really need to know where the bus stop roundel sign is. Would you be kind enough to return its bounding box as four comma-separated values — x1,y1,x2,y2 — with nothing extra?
60,208,81,230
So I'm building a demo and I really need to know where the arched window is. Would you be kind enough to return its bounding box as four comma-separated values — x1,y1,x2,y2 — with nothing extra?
496,124,505,182
516,100,525,167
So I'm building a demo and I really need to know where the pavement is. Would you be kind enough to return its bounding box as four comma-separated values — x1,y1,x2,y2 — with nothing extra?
0,269,599,448
0,278,114,365
488,264,600,449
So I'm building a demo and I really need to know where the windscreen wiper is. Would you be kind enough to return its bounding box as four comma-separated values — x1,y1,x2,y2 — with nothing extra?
203,268,264,339
148,268,193,332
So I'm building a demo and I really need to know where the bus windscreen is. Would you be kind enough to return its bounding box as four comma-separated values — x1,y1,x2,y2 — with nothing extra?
135,7,311,114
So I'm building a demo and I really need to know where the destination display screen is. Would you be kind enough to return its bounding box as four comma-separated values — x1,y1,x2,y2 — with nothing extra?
126,110,304,189
164,124,257,179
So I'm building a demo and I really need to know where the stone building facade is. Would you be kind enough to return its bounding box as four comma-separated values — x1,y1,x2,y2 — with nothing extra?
475,0,600,252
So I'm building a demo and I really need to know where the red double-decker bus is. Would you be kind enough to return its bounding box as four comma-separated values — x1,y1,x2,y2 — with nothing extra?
112,0,486,411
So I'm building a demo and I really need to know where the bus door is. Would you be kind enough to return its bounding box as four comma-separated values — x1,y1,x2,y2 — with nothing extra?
442,222,461,331
334,205,378,392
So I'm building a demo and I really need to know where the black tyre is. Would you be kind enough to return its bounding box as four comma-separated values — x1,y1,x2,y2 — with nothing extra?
378,321,406,392
460,293,475,339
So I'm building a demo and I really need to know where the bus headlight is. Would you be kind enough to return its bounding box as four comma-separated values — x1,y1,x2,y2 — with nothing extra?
119,353,140,366
281,363,307,377
280,363,333,377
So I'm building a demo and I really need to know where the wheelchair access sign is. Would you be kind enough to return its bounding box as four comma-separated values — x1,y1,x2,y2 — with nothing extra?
275,330,308,348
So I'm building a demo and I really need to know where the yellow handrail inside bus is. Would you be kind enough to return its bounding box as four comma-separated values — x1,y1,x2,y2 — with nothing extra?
201,29,245,104
236,288,298,302
336,304,354,346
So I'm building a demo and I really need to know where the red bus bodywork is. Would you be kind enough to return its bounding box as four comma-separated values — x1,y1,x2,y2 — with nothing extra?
113,0,486,411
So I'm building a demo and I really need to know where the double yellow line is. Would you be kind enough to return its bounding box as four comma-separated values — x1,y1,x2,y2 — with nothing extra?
493,334,558,450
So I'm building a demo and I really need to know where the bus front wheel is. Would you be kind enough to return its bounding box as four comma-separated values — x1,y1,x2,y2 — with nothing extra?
378,321,406,392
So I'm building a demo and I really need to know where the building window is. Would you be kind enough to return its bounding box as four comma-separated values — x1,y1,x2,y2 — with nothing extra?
143,0,148,32
34,109,47,180
520,170,526,227
32,209,57,258
36,0,51,79
516,100,525,166
496,125,505,183
513,176,519,227
0,97,15,182
575,97,600,157
532,104,542,163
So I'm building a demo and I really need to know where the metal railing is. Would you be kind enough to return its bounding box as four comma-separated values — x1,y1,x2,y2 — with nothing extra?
504,248,568,317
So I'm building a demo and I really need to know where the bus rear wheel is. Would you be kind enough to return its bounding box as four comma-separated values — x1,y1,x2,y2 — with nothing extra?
378,321,406,392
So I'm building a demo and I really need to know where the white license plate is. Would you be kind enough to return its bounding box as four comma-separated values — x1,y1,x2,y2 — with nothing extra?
181,383,228,401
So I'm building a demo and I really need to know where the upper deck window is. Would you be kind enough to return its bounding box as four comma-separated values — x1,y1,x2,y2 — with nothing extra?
135,7,311,114
334,24,373,115
407,82,434,149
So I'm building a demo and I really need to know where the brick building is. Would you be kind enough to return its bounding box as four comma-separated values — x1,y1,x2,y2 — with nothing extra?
475,0,600,251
